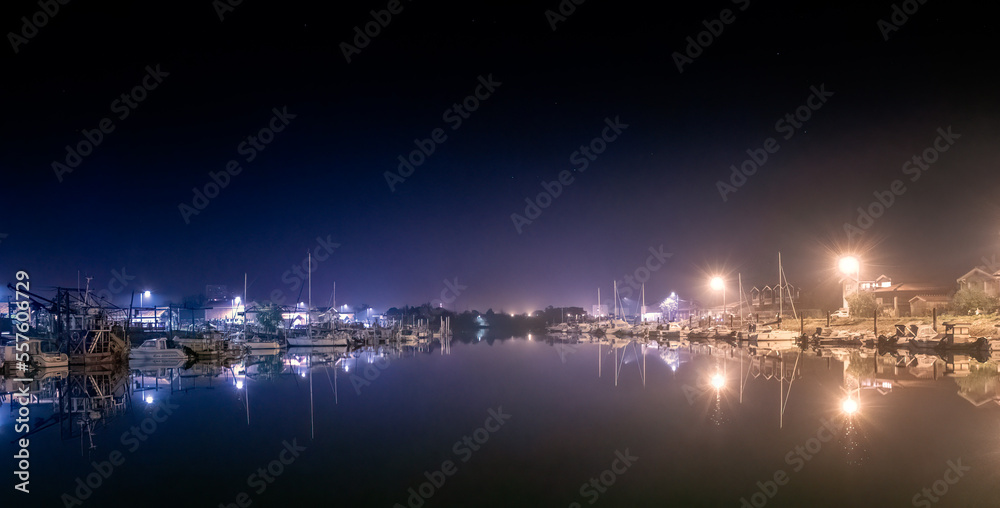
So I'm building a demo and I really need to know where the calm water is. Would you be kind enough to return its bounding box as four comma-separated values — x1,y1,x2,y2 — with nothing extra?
4,334,1000,507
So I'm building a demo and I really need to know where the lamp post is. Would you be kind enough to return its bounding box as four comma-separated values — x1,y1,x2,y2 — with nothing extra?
838,256,860,310
141,290,151,327
710,277,725,320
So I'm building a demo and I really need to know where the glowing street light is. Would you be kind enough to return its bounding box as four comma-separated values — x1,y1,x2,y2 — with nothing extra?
841,397,858,414
710,277,726,316
838,255,861,310
711,373,725,390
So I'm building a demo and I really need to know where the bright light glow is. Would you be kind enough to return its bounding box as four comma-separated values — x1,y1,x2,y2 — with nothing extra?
236,380,244,389
235,296,241,305
145,395,154,404
711,374,725,389
842,398,858,414
838,256,859,275
710,277,724,291
143,290,151,298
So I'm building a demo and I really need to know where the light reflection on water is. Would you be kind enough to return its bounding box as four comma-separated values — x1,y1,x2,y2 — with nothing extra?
3,334,999,507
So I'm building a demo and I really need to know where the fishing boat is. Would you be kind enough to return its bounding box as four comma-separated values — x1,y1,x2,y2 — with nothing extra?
26,339,70,368
130,337,189,361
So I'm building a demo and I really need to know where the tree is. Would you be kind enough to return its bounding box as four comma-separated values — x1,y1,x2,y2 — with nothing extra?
845,291,879,317
951,287,999,315
256,304,285,333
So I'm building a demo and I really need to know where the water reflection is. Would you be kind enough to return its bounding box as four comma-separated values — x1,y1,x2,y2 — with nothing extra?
2,332,998,506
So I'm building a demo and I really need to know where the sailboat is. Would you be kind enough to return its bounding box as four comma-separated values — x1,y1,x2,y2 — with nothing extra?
751,253,800,343
600,281,633,337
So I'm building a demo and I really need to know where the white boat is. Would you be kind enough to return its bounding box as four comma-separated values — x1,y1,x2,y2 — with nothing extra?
243,336,283,350
130,338,189,361
753,326,799,341
546,323,572,333
287,329,351,347
909,325,943,347
26,339,69,368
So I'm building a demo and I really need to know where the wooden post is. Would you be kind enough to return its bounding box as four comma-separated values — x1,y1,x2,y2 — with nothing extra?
826,311,830,327
873,308,878,337
932,308,937,331
800,314,804,335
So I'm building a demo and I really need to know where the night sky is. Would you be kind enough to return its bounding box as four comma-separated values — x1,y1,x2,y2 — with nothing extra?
3,0,998,313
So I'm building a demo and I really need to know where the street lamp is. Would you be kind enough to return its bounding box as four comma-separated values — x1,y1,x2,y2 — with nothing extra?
838,256,860,310
710,277,725,318
140,291,151,327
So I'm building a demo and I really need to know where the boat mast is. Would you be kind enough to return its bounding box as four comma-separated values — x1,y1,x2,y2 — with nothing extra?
739,273,744,329
640,283,645,324
778,252,783,329
613,281,618,320
243,273,248,339
308,251,312,338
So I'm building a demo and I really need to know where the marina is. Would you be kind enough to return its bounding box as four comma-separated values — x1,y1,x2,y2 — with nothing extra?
2,327,998,507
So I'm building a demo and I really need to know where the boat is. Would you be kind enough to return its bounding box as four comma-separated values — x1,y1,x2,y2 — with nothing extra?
26,339,69,368
546,323,572,333
243,336,283,351
287,329,351,347
130,338,189,362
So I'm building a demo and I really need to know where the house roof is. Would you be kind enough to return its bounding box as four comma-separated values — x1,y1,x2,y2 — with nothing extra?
908,294,952,303
957,266,996,283
872,283,952,294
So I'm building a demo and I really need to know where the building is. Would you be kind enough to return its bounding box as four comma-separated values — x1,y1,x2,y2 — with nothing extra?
909,294,951,316
206,285,229,302
842,274,892,308
956,267,1000,297
749,284,799,312
872,283,952,317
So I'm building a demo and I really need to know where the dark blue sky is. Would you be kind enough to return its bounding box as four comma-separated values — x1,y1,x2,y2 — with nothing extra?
3,0,998,312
